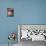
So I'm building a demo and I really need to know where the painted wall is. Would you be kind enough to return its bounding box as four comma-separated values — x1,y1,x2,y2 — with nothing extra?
0,0,46,44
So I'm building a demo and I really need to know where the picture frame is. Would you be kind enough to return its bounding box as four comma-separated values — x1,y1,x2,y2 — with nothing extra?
7,8,14,17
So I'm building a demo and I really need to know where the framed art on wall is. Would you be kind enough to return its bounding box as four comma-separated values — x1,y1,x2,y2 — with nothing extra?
7,8,14,17
18,24,46,41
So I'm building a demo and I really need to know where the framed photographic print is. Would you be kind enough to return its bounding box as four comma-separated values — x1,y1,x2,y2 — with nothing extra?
18,24,46,46
7,8,14,17
18,24,46,41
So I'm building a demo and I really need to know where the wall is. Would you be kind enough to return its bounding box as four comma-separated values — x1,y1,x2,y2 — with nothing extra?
0,0,46,44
